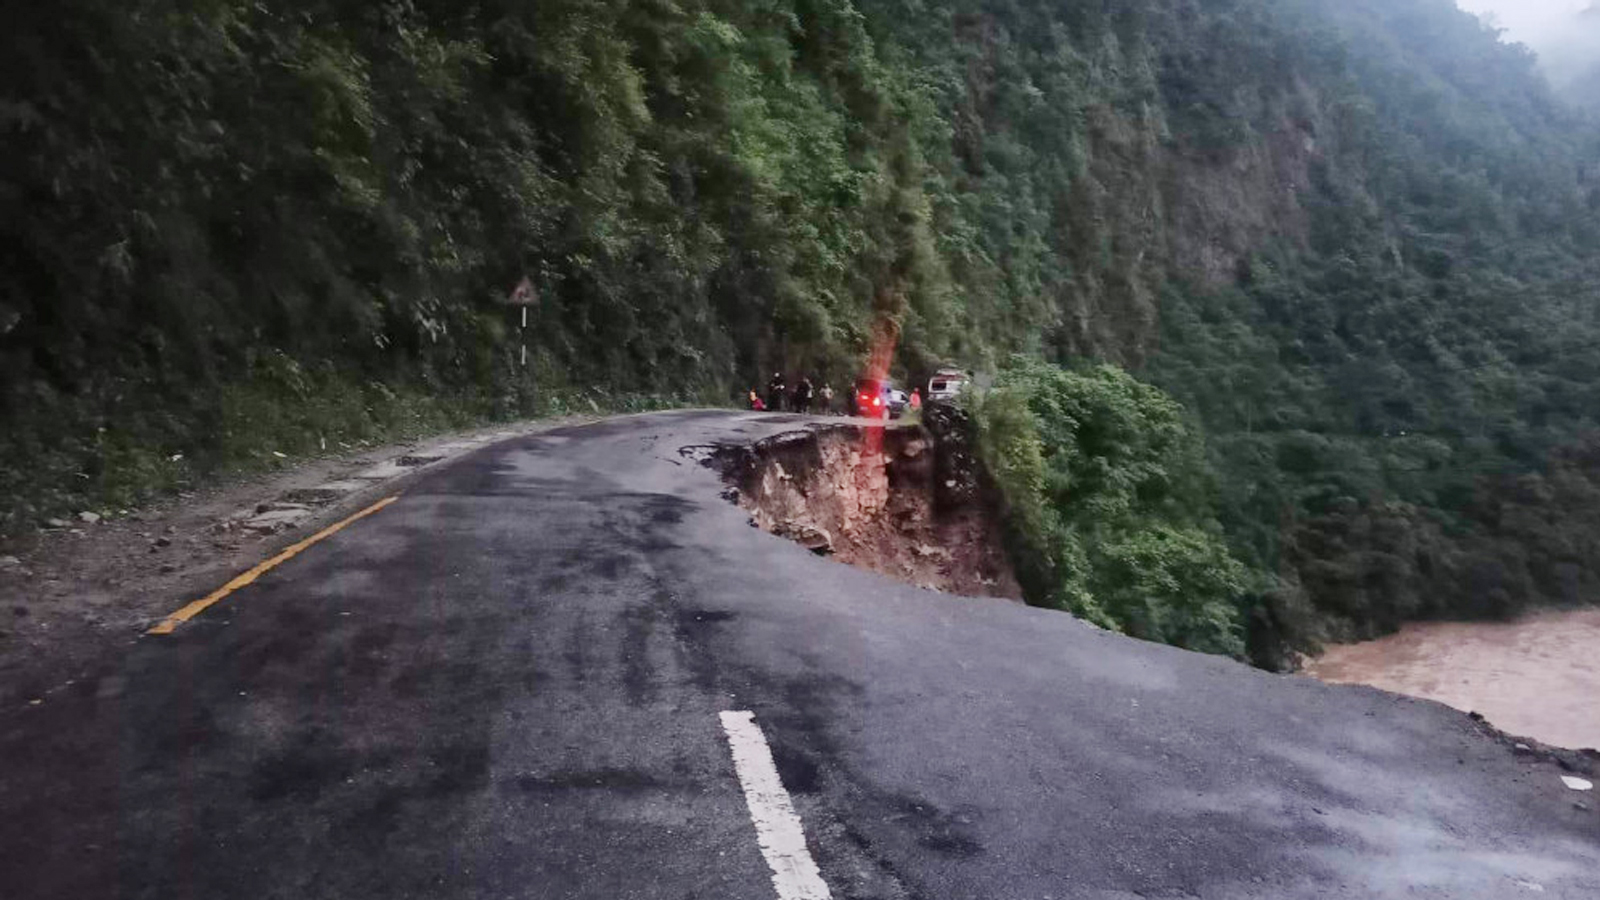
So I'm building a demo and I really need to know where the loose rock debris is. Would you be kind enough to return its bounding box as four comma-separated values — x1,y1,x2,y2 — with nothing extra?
712,411,1021,600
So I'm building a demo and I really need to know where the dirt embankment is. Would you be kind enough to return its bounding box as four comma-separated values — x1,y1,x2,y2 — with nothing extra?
716,408,1021,600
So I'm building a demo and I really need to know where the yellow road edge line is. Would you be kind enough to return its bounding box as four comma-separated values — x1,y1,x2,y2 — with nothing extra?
147,495,402,635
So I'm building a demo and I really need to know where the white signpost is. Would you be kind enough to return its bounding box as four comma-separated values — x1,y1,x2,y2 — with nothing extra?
507,276,537,367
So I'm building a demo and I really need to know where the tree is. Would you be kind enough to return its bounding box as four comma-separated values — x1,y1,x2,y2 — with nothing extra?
975,358,1248,657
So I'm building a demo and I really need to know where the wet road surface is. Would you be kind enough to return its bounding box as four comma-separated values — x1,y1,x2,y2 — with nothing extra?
2,411,1597,899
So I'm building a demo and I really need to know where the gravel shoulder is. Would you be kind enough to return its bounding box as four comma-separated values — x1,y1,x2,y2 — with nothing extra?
0,415,604,710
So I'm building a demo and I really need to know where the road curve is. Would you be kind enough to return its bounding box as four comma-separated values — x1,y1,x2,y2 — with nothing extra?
2,410,1595,899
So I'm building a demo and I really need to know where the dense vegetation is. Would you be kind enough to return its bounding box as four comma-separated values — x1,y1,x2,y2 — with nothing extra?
5,0,1599,664
974,360,1247,656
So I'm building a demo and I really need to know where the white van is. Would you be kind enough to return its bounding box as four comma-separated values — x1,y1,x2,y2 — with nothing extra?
926,368,969,401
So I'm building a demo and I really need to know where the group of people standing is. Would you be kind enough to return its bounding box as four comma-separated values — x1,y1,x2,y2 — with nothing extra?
749,372,835,414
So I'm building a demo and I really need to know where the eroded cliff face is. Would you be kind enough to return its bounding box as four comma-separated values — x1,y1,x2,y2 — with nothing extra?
1164,101,1322,286
716,418,1021,601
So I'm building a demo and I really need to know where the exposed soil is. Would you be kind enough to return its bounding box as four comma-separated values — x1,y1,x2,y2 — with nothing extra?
715,408,1022,601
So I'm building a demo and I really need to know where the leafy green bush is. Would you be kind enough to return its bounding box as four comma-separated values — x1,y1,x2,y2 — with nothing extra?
973,359,1249,657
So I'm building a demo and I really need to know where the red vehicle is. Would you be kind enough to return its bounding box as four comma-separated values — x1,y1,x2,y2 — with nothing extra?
853,377,908,418
854,377,889,418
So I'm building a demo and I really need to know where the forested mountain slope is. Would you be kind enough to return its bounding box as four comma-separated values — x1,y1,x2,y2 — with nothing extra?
4,0,1598,662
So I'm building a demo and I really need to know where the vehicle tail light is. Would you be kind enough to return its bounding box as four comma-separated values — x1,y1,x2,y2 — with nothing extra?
873,397,882,407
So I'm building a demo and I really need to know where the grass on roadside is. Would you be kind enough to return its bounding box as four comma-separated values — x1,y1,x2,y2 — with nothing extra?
1,356,719,536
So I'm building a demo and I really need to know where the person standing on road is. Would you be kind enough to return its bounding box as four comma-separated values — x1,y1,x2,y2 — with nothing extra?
793,376,814,414
767,372,786,412
819,383,835,414
748,389,766,411
909,387,923,415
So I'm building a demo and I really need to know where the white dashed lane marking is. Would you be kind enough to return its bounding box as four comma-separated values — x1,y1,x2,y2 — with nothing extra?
719,710,833,900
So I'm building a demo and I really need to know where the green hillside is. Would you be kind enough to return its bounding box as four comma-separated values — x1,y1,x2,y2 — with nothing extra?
4,0,1598,663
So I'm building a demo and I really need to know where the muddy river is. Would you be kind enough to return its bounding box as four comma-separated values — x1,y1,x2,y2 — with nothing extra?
1304,608,1600,751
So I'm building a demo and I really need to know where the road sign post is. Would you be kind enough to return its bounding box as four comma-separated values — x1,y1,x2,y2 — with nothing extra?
507,276,538,369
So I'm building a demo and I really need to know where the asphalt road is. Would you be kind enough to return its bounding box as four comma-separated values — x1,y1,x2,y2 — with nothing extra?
3,410,1596,899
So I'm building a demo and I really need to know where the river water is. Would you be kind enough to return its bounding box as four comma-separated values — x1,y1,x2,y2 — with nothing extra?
1303,608,1600,751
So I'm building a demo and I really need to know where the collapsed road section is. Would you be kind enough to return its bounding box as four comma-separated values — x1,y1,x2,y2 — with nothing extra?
714,407,1021,600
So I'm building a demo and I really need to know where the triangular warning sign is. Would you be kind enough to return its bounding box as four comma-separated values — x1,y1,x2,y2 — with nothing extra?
507,276,537,306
